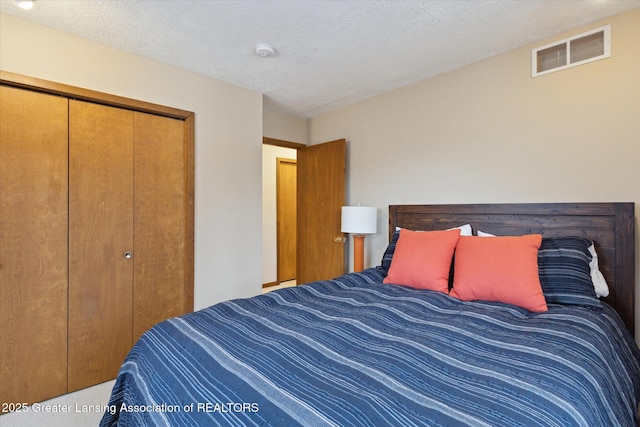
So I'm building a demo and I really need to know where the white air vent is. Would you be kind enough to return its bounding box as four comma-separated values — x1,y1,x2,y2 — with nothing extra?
532,25,610,77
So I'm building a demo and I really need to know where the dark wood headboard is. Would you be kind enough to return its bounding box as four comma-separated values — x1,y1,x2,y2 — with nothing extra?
389,203,636,335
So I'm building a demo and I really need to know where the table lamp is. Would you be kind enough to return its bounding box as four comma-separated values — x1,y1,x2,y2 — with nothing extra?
341,206,377,272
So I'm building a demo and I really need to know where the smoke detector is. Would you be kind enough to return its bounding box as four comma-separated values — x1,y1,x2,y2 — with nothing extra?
255,43,276,58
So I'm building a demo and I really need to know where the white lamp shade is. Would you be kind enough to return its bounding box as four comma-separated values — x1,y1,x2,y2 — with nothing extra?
341,206,377,234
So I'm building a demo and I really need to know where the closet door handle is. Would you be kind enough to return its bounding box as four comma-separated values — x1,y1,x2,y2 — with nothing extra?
124,251,132,259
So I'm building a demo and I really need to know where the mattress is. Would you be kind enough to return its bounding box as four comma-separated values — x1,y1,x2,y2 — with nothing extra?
101,268,640,426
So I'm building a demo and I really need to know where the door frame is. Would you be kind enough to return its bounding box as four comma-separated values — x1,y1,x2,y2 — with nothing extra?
263,137,306,150
263,137,305,288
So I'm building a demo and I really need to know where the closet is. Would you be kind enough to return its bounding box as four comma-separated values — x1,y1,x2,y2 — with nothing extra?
0,73,194,406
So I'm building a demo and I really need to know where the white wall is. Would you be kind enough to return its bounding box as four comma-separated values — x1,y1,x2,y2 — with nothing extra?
308,9,640,342
263,106,308,143
262,145,297,284
0,14,264,310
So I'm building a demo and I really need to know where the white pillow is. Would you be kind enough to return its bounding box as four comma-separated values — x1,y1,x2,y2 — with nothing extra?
452,224,473,236
588,244,609,297
477,230,609,298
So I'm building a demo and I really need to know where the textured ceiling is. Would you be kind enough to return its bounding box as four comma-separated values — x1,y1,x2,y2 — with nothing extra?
1,0,639,118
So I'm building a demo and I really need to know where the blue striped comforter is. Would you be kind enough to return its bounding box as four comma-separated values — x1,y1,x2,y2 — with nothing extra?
101,268,640,426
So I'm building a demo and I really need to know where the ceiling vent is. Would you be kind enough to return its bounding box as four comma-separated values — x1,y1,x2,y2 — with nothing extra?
532,25,610,77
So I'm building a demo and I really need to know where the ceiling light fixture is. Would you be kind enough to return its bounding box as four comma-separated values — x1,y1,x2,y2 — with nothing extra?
14,0,35,10
255,43,276,58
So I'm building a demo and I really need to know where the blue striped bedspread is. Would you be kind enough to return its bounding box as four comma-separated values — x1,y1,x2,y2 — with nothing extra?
101,268,640,426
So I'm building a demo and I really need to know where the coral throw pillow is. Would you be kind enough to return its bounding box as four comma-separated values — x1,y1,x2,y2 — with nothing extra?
383,228,461,293
450,234,548,312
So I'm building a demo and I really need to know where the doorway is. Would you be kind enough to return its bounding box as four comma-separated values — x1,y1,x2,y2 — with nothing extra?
262,137,346,289
262,139,302,289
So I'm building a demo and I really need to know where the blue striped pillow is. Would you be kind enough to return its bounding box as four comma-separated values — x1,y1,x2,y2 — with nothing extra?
379,229,400,274
538,237,601,308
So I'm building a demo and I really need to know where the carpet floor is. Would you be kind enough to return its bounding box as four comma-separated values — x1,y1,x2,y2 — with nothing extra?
0,380,115,426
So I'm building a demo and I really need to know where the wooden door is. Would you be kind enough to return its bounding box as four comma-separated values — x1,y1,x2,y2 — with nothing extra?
277,158,297,282
0,86,69,405
68,100,134,392
296,139,346,284
132,112,191,341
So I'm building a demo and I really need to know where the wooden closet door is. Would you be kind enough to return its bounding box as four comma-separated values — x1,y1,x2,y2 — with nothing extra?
133,112,189,341
0,86,69,406
68,100,134,392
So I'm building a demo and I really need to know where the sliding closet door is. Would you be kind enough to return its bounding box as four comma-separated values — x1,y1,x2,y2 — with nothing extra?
132,112,189,341
0,86,69,405
68,100,134,392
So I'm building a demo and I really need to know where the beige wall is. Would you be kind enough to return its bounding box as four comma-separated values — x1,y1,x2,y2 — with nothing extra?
0,14,264,310
309,9,640,342
263,106,308,143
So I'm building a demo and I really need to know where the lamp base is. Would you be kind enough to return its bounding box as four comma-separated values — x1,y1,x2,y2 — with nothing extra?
353,234,365,273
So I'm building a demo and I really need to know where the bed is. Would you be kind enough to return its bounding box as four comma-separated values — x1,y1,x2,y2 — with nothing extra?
101,202,639,426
